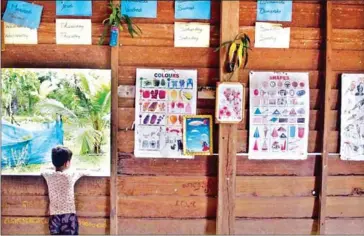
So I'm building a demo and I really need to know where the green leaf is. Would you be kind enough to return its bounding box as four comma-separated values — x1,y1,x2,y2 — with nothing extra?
214,41,232,52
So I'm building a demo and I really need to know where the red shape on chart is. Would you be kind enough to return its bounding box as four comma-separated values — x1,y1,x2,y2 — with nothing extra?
253,140,259,151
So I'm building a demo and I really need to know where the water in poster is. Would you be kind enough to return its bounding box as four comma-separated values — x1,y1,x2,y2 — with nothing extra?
249,71,310,160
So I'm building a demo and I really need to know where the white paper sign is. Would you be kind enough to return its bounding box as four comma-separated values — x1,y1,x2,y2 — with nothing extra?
255,22,290,48
174,22,210,48
56,19,91,45
340,74,364,161
249,71,310,160
134,68,198,158
4,22,37,44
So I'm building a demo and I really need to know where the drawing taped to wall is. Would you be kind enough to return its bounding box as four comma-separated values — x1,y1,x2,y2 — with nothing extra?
249,71,310,160
134,68,197,158
341,73,364,161
1,69,111,176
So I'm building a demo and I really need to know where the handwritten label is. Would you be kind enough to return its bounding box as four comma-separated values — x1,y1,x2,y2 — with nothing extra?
56,19,91,45
257,0,292,22
175,0,211,20
254,22,290,48
56,0,92,16
3,217,48,225
121,0,157,18
174,22,210,48
4,22,37,44
2,1,43,29
182,180,216,194
175,200,196,208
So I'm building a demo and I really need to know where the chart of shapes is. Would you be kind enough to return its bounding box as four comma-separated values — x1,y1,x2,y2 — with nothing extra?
249,71,310,160
134,68,197,158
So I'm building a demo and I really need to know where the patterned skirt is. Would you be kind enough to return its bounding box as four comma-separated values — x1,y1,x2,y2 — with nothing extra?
49,213,79,235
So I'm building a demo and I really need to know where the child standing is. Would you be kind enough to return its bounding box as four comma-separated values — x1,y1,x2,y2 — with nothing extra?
41,146,89,235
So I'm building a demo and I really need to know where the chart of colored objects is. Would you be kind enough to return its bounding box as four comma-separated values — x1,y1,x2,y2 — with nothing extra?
249,71,310,160
134,68,197,158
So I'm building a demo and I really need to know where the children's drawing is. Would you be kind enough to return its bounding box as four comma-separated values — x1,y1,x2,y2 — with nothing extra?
134,69,197,158
340,74,364,161
249,71,310,160
183,115,213,155
1,69,111,176
215,82,244,123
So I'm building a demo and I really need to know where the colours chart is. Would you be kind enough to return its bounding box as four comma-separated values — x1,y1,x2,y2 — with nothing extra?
134,69,197,158
340,74,364,161
249,71,310,160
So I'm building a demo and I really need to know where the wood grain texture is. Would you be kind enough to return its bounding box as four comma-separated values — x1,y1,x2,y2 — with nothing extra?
2,217,109,235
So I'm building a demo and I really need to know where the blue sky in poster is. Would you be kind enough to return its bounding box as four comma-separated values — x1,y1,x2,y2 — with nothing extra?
2,1,43,29
56,0,92,16
121,0,157,18
256,0,292,22
175,0,211,20
185,117,211,153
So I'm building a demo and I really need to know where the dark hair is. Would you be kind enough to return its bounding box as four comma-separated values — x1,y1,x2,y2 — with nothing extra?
51,146,72,167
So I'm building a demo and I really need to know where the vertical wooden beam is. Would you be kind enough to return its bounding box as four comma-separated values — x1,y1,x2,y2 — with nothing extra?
110,1,120,235
318,1,333,234
216,1,240,234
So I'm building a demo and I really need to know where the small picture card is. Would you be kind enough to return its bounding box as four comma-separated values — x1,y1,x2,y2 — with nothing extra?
56,19,91,45
183,115,213,156
255,22,290,48
257,0,292,22
175,0,211,20
215,82,244,123
4,22,38,44
121,0,157,18
174,22,210,48
2,1,43,29
56,0,92,16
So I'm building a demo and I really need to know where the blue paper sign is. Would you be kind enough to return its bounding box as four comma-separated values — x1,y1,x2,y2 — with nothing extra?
175,0,211,20
56,0,92,16
2,1,43,29
121,0,157,18
257,0,292,22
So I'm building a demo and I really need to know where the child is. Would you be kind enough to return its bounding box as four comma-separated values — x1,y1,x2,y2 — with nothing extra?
41,146,90,235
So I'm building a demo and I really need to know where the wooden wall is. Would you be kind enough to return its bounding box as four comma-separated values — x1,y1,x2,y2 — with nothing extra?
1,0,364,235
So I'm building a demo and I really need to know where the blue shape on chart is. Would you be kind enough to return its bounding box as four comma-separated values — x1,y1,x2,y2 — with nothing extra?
121,0,157,18
273,109,280,115
2,1,43,29
56,0,92,16
175,0,211,20
270,117,278,122
253,127,260,138
256,0,292,22
254,108,262,115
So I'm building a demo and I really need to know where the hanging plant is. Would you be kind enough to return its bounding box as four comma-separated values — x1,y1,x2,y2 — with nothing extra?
215,33,251,77
98,1,142,47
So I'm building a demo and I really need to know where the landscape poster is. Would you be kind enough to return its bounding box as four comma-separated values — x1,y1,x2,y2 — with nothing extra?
1,68,111,176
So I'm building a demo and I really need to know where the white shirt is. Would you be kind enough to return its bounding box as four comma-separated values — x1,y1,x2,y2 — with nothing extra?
41,168,89,215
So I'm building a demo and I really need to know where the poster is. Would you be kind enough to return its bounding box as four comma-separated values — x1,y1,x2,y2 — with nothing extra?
340,74,364,161
249,71,310,160
56,19,92,45
134,68,197,158
4,22,38,44
175,0,211,20
1,69,111,176
255,22,290,48
174,22,210,48
2,1,43,29
257,0,292,22
215,82,244,123
121,0,157,18
56,0,92,16
183,115,213,155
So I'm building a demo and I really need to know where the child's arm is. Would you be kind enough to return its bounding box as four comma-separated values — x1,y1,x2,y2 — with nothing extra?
75,167,102,178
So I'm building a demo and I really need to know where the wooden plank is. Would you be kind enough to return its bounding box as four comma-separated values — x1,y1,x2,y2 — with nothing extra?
328,156,364,175
327,176,364,196
118,47,322,70
2,217,109,235
1,45,111,69
319,1,333,234
332,50,364,71
331,70,364,89
116,218,364,235
1,196,109,217
332,4,364,29
327,197,364,217
1,176,109,196
110,1,120,235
